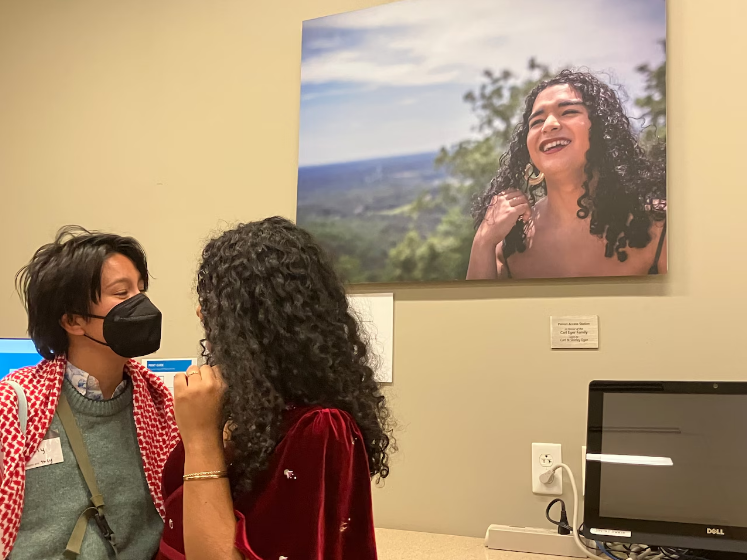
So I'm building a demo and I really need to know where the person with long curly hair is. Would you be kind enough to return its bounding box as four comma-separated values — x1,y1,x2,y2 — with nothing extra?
156,217,394,560
467,70,667,280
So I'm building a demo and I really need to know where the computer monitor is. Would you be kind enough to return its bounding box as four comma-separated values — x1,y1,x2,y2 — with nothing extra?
0,339,43,380
583,381,747,554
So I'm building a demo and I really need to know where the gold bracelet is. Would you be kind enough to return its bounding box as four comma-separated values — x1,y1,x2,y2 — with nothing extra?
183,470,228,481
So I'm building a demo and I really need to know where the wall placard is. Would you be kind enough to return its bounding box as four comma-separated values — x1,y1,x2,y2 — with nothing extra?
550,316,599,349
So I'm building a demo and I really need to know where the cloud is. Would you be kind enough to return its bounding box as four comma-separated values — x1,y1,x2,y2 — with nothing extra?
302,0,665,95
302,49,461,86
298,0,666,165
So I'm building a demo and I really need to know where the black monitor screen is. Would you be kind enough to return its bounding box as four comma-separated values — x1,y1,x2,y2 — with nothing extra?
597,392,747,528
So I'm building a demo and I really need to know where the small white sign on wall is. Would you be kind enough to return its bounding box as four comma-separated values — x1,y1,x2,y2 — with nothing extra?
347,293,394,383
551,316,599,349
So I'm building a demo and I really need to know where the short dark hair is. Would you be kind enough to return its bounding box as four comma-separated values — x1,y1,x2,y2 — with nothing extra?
15,226,150,360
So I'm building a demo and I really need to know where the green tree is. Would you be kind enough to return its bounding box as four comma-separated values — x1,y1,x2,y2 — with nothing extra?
386,207,474,282
635,40,666,150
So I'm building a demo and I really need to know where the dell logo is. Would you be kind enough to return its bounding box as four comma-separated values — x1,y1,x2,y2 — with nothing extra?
707,528,725,536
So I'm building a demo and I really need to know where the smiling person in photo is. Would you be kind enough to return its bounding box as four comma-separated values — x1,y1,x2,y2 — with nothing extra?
467,70,667,280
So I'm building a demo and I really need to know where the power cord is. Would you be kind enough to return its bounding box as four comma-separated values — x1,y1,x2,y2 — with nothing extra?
539,463,601,560
546,498,572,535
597,541,628,560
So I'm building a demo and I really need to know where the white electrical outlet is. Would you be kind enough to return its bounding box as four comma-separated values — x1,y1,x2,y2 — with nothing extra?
532,443,562,495
581,445,587,496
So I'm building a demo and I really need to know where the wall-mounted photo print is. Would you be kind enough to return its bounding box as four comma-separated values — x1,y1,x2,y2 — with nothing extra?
297,0,666,283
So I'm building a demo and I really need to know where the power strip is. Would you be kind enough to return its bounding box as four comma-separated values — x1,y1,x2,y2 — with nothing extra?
484,524,589,557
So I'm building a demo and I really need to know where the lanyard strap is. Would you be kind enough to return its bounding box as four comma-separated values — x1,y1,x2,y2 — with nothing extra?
56,392,118,559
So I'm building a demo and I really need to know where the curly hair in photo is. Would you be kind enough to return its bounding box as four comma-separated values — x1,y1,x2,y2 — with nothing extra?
473,70,666,262
196,216,394,495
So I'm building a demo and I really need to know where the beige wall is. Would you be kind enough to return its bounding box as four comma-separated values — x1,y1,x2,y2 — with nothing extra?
1,0,745,539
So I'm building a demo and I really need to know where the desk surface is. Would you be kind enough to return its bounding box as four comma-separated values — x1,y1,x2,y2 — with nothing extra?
375,528,568,560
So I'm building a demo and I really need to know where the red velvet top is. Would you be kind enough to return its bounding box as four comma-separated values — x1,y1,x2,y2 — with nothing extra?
156,407,379,560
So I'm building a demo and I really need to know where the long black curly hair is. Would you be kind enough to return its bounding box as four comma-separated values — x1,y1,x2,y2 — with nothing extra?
196,216,394,495
473,70,666,262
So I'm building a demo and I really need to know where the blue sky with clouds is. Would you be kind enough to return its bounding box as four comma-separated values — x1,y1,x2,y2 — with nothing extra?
299,0,665,167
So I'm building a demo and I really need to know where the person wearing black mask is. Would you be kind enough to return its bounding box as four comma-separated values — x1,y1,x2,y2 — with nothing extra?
0,226,180,560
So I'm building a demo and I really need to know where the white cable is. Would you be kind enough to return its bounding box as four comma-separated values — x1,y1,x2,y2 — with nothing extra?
540,462,612,560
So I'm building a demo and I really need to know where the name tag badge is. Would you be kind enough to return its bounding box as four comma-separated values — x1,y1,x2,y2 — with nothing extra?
26,429,64,470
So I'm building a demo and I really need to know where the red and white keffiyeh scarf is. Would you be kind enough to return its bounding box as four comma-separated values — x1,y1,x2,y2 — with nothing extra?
0,355,180,558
